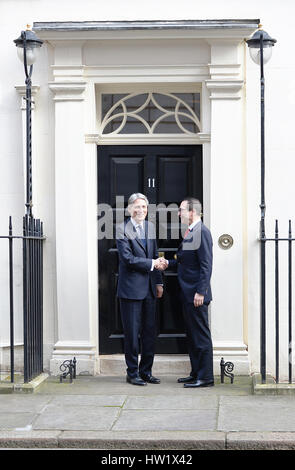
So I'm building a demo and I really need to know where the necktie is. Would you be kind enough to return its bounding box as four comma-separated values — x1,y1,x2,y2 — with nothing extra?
137,224,147,249
183,228,190,238
137,224,144,237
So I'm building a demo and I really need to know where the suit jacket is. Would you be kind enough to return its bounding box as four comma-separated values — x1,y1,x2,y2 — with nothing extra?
170,221,213,304
116,218,162,300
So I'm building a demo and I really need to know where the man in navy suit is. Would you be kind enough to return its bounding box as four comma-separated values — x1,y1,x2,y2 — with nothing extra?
116,193,166,386
170,197,214,388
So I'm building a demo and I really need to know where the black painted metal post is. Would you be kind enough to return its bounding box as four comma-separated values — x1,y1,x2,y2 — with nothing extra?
259,33,267,384
28,216,33,380
288,220,292,384
40,221,44,374
247,29,276,385
13,29,44,384
275,220,279,383
36,219,40,375
8,217,14,383
73,357,77,379
23,216,28,383
21,31,33,383
32,219,35,376
220,358,225,383
23,32,33,218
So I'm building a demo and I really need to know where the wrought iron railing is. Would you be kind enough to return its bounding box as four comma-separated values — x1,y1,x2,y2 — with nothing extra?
260,219,294,384
0,215,45,383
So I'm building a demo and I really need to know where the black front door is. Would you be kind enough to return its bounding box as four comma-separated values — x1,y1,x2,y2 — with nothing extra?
98,145,203,354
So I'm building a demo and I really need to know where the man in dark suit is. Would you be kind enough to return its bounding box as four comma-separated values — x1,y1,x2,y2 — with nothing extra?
116,193,166,386
169,197,214,388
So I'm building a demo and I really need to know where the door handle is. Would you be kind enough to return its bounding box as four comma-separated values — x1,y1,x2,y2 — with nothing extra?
152,178,155,188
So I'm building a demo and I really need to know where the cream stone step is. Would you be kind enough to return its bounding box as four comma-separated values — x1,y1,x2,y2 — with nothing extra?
99,355,191,376
98,354,250,376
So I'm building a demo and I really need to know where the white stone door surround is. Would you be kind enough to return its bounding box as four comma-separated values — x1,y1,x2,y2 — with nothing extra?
34,20,259,375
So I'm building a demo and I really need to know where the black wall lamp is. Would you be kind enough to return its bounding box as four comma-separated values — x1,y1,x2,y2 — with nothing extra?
14,25,43,217
246,26,276,383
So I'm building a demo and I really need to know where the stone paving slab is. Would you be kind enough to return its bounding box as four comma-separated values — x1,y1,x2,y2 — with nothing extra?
49,395,127,407
0,413,35,430
32,404,121,431
124,395,218,410
112,409,217,431
35,375,252,396
0,395,51,413
218,396,295,432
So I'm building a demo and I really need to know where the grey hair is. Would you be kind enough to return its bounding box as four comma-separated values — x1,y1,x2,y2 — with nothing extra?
128,193,149,206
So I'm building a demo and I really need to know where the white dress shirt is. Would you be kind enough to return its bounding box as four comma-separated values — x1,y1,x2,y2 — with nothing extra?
187,217,201,231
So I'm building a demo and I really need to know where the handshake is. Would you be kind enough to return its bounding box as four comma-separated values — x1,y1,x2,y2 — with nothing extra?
154,257,169,271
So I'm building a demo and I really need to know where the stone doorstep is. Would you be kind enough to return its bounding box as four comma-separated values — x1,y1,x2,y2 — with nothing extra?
0,373,49,394
99,354,250,376
99,355,192,376
252,373,295,395
1,431,295,450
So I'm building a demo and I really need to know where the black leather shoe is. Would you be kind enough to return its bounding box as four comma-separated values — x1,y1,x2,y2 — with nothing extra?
126,376,147,386
177,375,196,383
184,379,214,388
140,374,161,384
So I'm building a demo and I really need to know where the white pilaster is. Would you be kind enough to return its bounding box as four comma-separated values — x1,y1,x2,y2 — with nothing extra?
48,45,99,375
206,41,249,373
